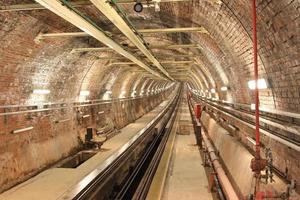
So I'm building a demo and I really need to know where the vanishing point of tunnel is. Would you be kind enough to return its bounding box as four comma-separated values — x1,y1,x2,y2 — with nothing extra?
0,0,299,200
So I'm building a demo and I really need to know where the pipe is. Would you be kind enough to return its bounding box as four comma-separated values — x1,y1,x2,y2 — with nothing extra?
252,0,265,195
202,133,239,200
252,0,260,160
186,91,239,200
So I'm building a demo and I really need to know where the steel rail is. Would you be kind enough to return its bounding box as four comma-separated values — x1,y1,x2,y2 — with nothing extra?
115,87,181,199
60,86,181,199
193,96,300,152
133,93,180,199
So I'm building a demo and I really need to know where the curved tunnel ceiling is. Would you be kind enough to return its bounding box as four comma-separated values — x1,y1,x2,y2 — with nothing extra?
0,0,299,112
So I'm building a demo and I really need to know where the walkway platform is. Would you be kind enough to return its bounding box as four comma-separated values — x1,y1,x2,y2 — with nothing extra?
162,133,213,200
147,97,213,200
0,97,173,200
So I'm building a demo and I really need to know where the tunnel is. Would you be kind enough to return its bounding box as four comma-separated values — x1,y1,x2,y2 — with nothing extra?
0,0,299,199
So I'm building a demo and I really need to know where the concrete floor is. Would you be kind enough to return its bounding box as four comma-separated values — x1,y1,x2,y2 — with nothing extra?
162,133,213,200
162,101,213,200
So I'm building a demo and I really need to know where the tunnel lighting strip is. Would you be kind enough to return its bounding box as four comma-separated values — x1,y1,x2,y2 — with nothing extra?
12,126,34,134
34,0,166,80
82,114,91,118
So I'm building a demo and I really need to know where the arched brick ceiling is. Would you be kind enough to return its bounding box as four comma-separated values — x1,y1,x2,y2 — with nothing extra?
0,0,299,112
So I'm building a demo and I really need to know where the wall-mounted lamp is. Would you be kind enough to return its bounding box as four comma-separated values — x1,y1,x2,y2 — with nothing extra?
80,90,90,96
33,89,50,94
220,86,228,91
82,114,91,119
248,78,268,90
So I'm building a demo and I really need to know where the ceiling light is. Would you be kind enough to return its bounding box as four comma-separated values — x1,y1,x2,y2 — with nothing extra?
80,90,90,96
33,89,50,94
248,78,268,90
133,2,143,13
220,86,228,91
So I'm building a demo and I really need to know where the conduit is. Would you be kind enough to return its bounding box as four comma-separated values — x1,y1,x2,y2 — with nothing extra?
187,93,239,200
202,131,239,200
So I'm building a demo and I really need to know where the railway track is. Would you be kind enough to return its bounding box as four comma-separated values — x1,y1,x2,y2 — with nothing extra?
62,86,182,200
190,92,300,186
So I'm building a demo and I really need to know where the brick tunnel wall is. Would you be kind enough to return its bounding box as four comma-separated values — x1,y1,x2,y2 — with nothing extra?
0,0,299,195
0,88,173,193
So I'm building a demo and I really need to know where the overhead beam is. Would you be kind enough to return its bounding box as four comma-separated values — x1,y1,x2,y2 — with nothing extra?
34,27,208,42
71,44,200,53
0,0,191,12
34,0,165,80
111,61,193,65
138,27,209,34
88,0,173,80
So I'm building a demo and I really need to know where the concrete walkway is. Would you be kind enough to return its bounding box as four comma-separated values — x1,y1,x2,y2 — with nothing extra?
162,103,213,200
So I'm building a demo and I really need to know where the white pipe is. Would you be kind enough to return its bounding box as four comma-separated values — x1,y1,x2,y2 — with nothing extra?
12,126,34,134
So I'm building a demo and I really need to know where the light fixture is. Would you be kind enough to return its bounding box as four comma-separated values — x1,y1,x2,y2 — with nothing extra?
33,89,50,94
80,90,90,96
248,78,268,90
210,88,216,93
220,86,228,91
133,2,143,13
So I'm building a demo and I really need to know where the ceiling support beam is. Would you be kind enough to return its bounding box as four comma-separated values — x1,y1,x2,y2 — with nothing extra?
34,27,208,41
0,0,191,12
89,0,173,80
34,0,165,80
111,61,194,65
138,27,209,34
71,44,200,53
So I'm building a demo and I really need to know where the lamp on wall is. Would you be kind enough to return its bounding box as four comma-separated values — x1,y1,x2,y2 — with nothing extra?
220,86,228,91
33,89,50,94
248,78,268,90
80,90,90,96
